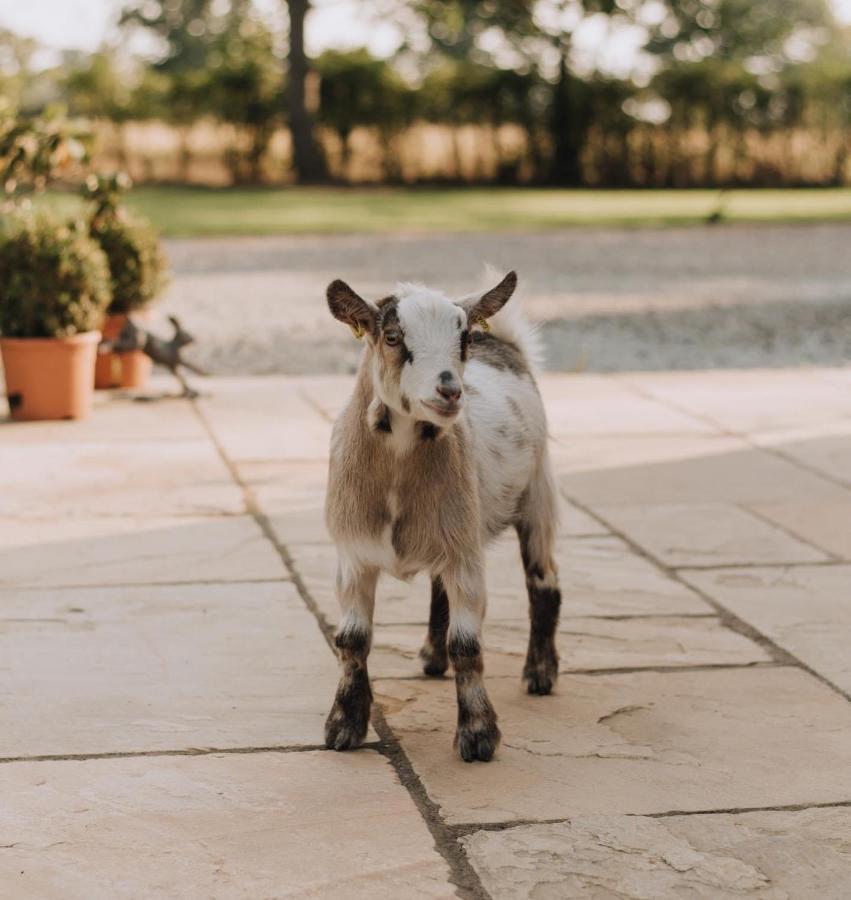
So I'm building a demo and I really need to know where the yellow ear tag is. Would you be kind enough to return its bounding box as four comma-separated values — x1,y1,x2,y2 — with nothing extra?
350,321,365,340
475,316,491,332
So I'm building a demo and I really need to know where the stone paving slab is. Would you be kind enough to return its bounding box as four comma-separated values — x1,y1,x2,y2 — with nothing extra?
591,502,828,568
299,374,359,421
0,582,337,757
289,534,710,628
374,667,851,824
462,808,851,899
537,376,713,435
0,516,286,588
555,499,609,537
0,751,454,899
0,440,244,518
559,438,840,506
753,424,851,488
368,615,769,679
238,460,330,543
619,369,851,434
746,498,851,560
684,565,851,696
548,432,743,477
196,378,332,463
0,391,209,444
4,368,851,899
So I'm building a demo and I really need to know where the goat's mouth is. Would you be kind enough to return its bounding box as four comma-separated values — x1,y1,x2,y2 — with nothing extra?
422,399,463,419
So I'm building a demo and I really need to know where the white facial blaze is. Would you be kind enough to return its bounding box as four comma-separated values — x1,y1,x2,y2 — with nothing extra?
395,286,466,424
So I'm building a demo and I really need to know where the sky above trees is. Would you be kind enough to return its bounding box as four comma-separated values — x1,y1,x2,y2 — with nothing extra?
4,1,392,58
6,0,851,64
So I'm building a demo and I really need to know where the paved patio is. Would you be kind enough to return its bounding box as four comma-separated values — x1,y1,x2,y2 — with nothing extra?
2,367,851,897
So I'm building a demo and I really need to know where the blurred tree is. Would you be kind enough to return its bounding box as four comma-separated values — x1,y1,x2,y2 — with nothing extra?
120,0,228,72
651,60,759,184
581,76,634,185
3,0,844,188
63,52,136,167
120,0,286,181
0,113,90,213
128,67,173,122
205,18,283,182
420,60,544,180
644,0,841,185
533,0,623,185
284,0,328,182
316,49,414,178
122,0,328,182
0,28,39,113
405,0,538,60
64,53,132,121
644,0,834,63
120,0,230,178
791,31,851,184
401,0,630,184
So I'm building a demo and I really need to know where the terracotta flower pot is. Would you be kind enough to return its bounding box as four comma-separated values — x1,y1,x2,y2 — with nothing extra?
94,313,127,389
118,349,153,388
95,312,153,390
1,331,101,421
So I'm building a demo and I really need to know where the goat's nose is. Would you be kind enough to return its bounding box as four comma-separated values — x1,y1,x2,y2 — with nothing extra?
436,381,462,402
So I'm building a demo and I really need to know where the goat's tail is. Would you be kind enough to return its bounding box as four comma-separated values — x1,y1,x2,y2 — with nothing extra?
476,265,545,373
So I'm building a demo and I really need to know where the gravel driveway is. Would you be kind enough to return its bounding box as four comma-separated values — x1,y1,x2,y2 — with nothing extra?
157,223,851,374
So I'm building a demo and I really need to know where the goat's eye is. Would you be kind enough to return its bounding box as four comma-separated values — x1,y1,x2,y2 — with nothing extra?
384,331,401,346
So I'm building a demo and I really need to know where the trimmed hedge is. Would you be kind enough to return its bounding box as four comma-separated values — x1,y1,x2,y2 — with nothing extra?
0,215,112,338
91,213,169,314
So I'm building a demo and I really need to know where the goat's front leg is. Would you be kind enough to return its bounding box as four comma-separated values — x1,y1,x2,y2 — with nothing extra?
443,560,501,762
324,560,378,751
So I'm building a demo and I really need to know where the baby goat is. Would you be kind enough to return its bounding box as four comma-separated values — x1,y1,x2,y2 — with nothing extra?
324,271,561,762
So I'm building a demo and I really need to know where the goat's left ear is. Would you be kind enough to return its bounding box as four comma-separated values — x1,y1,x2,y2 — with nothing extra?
463,270,517,325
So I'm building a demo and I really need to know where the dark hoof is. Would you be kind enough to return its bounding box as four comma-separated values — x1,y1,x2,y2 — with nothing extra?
455,720,501,763
324,705,369,751
523,658,558,696
419,643,448,678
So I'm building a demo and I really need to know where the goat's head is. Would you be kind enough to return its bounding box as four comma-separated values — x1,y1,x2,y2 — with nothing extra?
327,271,517,426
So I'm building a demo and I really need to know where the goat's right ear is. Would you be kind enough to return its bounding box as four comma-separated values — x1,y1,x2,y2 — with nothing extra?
462,270,517,326
326,280,378,339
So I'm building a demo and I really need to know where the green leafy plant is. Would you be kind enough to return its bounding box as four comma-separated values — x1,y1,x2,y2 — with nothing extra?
0,113,89,213
0,214,112,338
84,173,169,314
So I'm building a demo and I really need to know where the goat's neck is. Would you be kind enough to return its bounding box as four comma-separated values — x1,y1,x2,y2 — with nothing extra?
354,349,433,455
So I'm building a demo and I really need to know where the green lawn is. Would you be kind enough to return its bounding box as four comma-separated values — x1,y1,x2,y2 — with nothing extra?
42,186,851,237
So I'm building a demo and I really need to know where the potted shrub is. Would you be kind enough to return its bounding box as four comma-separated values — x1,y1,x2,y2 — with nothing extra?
86,174,169,390
0,215,112,420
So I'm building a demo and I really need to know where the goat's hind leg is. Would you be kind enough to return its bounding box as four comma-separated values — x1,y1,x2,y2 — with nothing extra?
325,560,378,751
419,576,449,676
516,469,562,695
